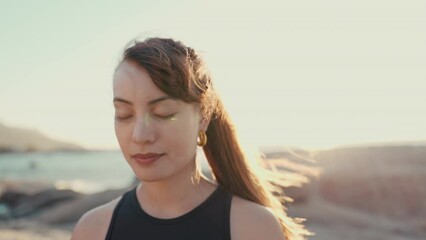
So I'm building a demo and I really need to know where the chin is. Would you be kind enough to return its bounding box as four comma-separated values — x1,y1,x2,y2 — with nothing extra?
133,171,170,183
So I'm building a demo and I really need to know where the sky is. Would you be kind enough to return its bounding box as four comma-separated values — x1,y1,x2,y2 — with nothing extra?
0,0,425,150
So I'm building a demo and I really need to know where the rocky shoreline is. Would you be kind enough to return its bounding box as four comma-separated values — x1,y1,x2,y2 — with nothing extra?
0,180,132,240
1,145,426,239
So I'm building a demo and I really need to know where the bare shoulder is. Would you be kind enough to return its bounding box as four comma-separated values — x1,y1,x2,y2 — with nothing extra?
71,197,121,240
230,196,286,240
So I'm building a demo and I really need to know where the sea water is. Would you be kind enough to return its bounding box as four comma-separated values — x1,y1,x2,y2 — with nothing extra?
0,151,134,193
0,149,211,194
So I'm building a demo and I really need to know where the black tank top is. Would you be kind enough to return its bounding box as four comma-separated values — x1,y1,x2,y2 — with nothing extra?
105,186,233,240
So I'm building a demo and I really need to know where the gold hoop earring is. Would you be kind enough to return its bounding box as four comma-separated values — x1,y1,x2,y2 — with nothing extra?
197,131,207,147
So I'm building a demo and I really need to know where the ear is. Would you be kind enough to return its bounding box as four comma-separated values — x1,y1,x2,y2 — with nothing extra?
194,104,210,132
199,115,210,132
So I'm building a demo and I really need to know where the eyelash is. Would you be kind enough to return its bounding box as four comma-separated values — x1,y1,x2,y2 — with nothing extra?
115,113,175,121
159,113,176,119
115,115,131,121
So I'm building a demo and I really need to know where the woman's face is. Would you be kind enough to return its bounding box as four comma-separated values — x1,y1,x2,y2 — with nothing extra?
113,60,208,182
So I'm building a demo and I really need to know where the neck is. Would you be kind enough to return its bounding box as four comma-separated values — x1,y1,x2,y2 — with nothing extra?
136,166,216,219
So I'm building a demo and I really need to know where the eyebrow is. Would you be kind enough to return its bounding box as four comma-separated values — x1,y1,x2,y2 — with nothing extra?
113,96,174,106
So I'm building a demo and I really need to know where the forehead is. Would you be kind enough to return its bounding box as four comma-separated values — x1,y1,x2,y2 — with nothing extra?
113,61,166,103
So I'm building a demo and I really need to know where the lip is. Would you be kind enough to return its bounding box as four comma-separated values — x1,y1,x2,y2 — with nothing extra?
131,153,164,165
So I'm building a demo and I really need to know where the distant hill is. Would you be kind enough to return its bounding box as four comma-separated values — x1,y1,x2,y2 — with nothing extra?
0,122,85,152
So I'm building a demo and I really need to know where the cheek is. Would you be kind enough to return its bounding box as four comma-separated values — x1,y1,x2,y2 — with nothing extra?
160,117,198,153
114,123,132,145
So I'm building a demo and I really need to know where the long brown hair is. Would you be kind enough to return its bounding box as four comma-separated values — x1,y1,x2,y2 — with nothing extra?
120,37,311,239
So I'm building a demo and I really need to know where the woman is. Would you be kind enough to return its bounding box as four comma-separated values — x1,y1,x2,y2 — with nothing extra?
72,37,310,240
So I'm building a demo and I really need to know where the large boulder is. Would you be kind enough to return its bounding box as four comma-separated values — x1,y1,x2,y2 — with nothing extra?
36,187,131,224
315,145,426,220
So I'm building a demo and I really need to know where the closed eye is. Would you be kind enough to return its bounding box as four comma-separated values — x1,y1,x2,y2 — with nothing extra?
154,113,176,120
115,115,132,121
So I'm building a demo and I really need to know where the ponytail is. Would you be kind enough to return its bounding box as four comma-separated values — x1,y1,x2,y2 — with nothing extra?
203,99,311,240
121,37,311,239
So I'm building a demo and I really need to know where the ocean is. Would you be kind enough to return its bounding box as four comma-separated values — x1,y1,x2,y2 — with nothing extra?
0,149,212,194
0,151,135,194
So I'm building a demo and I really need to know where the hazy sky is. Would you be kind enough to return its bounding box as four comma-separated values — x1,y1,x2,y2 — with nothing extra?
0,0,425,150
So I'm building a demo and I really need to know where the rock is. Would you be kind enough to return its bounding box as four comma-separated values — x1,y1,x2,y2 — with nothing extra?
0,180,54,209
10,189,83,218
0,204,11,219
36,187,130,224
318,172,426,219
284,185,310,203
315,146,426,220
0,191,31,208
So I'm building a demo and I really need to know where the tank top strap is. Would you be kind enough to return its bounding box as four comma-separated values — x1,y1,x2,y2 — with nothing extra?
105,189,133,240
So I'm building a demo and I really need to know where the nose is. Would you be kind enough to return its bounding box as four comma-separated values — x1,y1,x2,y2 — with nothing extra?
131,114,156,144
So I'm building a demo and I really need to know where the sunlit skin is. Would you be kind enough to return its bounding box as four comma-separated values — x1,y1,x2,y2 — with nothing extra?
113,60,218,218
113,60,208,182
